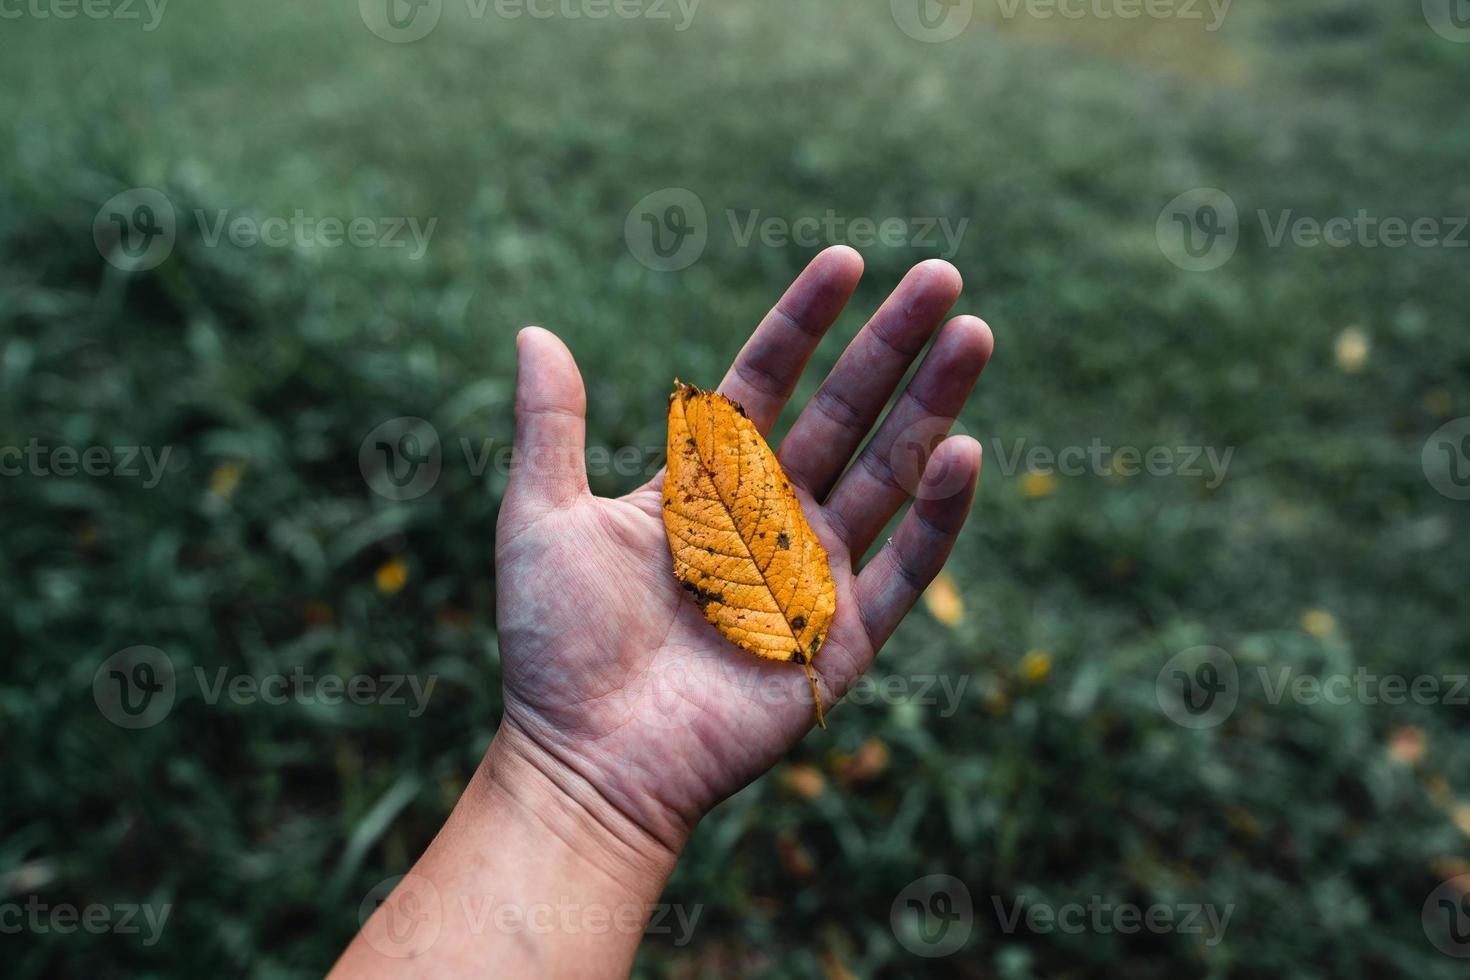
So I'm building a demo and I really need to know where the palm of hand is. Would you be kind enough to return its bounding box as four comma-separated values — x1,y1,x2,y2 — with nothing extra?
494,249,993,849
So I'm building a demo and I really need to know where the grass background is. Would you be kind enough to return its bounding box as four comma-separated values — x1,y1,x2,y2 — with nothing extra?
3,0,1469,976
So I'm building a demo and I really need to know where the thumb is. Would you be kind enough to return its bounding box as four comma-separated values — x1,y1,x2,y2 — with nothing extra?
508,326,588,511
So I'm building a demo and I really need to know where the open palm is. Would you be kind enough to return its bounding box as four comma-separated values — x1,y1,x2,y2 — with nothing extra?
494,247,993,853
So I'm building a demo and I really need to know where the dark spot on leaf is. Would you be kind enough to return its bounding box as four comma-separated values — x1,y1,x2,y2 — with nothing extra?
682,581,723,609
776,532,791,549
791,615,806,632
791,648,807,664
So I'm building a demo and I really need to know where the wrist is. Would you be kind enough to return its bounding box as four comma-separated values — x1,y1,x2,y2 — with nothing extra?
475,717,687,895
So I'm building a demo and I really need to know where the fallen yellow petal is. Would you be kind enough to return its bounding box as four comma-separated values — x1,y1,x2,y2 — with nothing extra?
923,570,965,626
1020,649,1052,684
375,558,409,595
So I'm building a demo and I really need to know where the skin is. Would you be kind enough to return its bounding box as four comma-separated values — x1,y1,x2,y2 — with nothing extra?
332,247,994,978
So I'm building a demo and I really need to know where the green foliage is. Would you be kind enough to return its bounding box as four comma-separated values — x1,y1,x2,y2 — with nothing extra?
2,1,1467,977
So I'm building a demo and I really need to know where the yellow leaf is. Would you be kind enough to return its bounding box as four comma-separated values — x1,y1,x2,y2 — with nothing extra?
375,558,408,594
663,381,837,727
209,460,246,500
1020,649,1052,684
833,737,890,785
923,570,965,626
779,763,826,800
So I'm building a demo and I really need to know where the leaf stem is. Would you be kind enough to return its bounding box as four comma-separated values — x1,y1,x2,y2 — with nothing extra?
803,660,826,730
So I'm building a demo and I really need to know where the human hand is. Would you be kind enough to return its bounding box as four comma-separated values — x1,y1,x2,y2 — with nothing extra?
495,246,994,856
335,248,993,978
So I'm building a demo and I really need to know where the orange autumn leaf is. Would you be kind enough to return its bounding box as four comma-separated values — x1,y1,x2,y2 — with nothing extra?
662,381,836,728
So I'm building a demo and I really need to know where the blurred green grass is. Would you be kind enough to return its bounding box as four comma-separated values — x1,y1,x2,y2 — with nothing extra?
2,0,1469,977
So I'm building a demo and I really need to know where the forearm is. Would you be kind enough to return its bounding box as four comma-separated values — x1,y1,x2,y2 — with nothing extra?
331,721,684,979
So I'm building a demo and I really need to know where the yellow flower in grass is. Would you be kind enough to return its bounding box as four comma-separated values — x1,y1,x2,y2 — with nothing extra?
1020,471,1057,499
1334,327,1369,373
1020,649,1052,685
1300,609,1338,638
375,557,409,595
209,460,246,500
